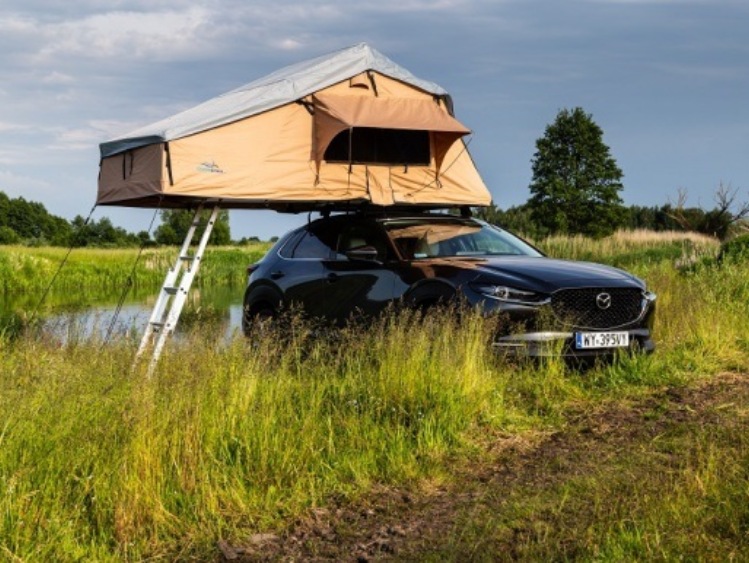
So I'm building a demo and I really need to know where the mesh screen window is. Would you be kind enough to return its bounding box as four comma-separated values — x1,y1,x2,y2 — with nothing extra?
324,128,430,165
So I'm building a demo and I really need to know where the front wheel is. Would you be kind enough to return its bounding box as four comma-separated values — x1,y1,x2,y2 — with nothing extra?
242,304,276,338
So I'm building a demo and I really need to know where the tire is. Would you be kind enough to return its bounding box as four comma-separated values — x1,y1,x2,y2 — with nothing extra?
242,303,276,338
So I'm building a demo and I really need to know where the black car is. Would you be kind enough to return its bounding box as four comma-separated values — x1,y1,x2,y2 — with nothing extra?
242,211,656,358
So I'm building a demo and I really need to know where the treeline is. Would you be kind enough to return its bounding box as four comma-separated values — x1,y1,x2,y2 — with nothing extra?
3,188,744,249
0,191,265,248
0,191,146,247
479,201,747,241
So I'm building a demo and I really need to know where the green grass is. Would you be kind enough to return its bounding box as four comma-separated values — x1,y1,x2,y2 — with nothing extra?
0,311,504,560
0,244,269,296
419,393,749,562
1,231,748,560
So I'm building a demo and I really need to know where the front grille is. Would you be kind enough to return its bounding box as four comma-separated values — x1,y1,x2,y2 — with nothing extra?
551,287,645,329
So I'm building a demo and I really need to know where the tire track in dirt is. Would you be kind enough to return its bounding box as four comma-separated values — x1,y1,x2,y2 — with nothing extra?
222,372,749,562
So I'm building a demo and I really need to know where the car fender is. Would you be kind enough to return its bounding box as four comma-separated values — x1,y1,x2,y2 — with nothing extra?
244,283,283,315
403,279,457,309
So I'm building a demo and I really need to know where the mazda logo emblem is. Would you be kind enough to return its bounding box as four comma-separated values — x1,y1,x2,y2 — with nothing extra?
596,292,612,310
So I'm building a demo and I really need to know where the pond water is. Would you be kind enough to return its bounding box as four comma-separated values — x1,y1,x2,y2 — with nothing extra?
0,284,246,342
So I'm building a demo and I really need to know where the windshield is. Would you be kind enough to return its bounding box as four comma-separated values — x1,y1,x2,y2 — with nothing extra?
383,218,543,259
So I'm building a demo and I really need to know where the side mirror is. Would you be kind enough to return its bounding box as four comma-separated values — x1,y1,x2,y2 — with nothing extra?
345,245,379,262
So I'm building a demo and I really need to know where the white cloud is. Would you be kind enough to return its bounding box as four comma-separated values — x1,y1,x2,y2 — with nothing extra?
586,0,703,3
0,122,25,133
278,38,302,50
42,71,75,84
47,127,104,151
358,0,475,12
0,168,52,191
14,7,227,63
0,14,36,34
44,119,143,151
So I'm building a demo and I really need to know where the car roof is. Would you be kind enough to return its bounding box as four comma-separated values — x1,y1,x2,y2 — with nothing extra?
310,211,478,226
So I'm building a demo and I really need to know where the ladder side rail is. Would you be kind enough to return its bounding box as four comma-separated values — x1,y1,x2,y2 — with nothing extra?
136,203,205,359
146,204,220,375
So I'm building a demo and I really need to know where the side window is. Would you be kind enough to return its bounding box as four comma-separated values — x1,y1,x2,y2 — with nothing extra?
281,223,339,260
278,231,304,258
337,224,391,261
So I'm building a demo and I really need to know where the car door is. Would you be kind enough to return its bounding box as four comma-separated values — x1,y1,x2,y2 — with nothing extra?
274,224,337,318
321,219,399,324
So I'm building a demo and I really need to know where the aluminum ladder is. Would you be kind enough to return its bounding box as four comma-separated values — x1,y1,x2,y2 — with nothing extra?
135,203,220,375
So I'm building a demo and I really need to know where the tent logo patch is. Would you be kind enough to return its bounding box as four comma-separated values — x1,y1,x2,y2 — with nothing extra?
197,161,225,174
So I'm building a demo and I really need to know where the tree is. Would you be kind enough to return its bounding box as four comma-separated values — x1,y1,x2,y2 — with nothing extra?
70,215,139,247
154,209,232,246
0,226,20,244
476,202,542,239
528,107,625,237
667,184,749,240
0,191,72,245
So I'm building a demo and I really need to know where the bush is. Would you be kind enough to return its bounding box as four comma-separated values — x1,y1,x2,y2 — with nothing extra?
718,232,749,263
0,226,20,244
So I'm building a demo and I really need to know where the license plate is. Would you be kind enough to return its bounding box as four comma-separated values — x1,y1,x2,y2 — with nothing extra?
575,331,630,349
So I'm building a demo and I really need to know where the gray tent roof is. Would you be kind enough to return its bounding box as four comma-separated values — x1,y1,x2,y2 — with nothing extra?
99,43,450,158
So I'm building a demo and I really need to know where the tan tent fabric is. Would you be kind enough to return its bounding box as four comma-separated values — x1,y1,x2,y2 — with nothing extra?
311,93,470,172
97,44,491,210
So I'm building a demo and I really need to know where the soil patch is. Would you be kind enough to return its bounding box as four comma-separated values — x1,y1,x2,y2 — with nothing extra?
221,372,749,561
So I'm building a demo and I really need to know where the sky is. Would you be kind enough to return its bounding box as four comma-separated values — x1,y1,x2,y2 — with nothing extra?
1,0,747,240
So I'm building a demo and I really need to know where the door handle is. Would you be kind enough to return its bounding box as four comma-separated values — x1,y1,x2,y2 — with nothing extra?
270,271,285,280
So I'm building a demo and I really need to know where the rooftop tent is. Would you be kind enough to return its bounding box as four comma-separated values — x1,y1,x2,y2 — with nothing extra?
97,43,491,211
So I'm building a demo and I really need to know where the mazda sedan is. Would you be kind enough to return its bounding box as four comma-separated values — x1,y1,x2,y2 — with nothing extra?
242,211,656,358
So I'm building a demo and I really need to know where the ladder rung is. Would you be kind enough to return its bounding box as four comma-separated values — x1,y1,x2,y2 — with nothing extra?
136,204,219,377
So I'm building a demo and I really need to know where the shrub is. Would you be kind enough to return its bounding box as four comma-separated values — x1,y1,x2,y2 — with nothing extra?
0,226,20,244
718,232,749,263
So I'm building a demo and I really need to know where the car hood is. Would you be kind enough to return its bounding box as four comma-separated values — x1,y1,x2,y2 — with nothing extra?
426,256,644,293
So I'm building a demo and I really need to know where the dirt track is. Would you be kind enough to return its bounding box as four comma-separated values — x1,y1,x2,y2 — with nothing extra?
219,372,749,562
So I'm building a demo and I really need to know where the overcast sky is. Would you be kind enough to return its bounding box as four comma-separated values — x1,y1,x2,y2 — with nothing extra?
1,0,747,239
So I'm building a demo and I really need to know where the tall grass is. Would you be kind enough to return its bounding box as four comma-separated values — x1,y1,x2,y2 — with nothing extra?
0,310,510,560
1,232,748,559
540,229,719,270
0,244,269,296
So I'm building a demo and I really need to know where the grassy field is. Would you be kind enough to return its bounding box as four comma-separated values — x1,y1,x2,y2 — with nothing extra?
1,231,748,560
0,243,269,296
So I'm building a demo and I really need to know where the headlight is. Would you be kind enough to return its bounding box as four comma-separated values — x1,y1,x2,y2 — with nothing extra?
469,282,547,304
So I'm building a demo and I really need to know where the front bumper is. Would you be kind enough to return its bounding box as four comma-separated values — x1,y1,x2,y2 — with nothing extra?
492,327,655,359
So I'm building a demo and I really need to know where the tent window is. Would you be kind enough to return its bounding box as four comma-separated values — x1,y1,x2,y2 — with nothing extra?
324,127,430,166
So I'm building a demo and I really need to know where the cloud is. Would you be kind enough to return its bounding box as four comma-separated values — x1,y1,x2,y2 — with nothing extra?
0,122,25,133
0,168,52,191
47,127,105,151
274,38,303,51
359,0,478,12
1,7,228,64
42,71,75,84
43,119,143,151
